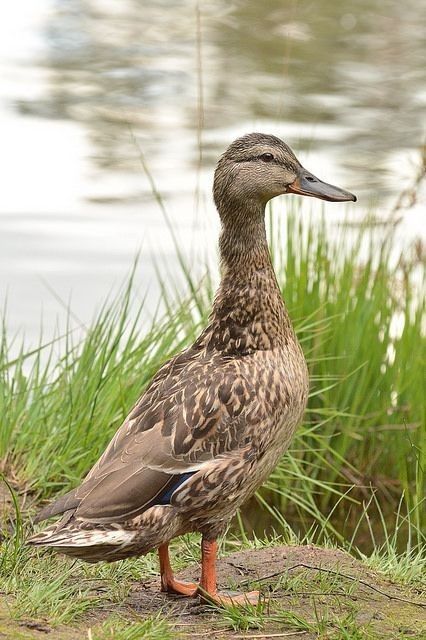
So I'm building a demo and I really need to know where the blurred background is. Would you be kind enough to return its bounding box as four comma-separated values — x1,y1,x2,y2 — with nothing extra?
1,0,425,343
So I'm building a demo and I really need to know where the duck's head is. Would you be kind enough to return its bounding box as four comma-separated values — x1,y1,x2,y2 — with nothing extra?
213,133,356,214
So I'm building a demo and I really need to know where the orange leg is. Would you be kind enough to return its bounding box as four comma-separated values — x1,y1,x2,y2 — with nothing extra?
158,543,197,596
197,537,260,606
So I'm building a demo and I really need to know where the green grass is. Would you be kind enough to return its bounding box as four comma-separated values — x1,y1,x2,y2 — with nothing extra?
88,614,176,640
214,597,375,638
1,521,96,625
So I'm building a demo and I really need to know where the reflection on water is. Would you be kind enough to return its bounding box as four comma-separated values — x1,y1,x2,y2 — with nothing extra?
0,0,425,340
25,0,426,190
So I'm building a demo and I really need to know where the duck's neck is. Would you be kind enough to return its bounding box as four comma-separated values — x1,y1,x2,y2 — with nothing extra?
205,199,291,353
218,200,272,276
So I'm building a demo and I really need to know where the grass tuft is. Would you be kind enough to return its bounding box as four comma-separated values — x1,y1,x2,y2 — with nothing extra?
88,613,175,640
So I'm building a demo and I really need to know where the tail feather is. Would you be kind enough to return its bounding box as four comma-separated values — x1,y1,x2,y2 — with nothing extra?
27,524,59,545
28,526,135,548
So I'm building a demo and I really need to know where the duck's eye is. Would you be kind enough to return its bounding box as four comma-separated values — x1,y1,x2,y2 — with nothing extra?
259,153,274,162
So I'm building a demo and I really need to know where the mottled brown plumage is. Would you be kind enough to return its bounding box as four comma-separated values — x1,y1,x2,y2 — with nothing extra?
28,133,356,603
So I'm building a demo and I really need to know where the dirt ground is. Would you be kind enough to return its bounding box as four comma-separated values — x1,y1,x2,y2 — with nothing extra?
1,545,425,639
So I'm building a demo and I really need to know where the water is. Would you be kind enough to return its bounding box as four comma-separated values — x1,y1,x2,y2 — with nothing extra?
1,0,425,343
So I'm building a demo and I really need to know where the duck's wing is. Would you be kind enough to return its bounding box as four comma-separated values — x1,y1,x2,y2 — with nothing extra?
34,349,258,524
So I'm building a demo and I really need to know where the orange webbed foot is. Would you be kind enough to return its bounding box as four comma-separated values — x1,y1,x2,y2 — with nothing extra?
198,588,260,607
161,576,198,597
198,538,262,607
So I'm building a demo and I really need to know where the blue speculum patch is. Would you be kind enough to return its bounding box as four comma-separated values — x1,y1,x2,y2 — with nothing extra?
157,472,194,505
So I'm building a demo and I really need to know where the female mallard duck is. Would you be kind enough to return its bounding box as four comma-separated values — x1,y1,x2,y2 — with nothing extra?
29,133,356,605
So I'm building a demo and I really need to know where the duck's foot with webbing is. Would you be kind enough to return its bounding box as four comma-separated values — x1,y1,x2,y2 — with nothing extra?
158,538,260,606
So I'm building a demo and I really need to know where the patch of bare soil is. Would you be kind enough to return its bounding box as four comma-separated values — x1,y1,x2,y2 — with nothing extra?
130,545,425,638
1,546,425,639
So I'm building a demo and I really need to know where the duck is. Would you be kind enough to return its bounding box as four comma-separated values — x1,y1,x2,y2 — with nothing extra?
28,133,356,605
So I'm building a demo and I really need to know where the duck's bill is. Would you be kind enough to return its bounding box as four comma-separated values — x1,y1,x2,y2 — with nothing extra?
287,168,357,202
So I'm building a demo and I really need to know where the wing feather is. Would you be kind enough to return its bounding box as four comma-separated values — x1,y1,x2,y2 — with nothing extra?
35,349,256,524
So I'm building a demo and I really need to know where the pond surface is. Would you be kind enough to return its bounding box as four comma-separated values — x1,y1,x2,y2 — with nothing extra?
1,0,425,342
